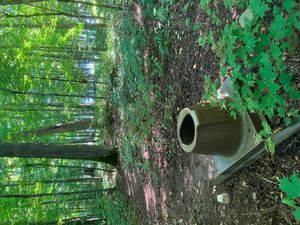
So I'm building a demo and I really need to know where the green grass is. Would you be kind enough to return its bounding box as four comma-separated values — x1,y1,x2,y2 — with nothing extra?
98,192,138,225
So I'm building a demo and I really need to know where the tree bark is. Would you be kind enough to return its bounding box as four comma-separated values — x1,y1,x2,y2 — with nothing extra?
20,119,95,137
24,163,115,172
3,177,101,187
1,11,107,20
0,22,108,30
1,188,116,198
0,87,106,99
0,0,123,10
0,143,118,165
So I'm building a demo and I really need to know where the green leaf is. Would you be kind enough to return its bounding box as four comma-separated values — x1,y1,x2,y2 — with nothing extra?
220,66,227,77
279,173,300,200
269,42,282,62
294,208,300,222
197,35,207,47
266,137,275,154
262,121,272,135
272,6,281,16
279,73,292,86
249,0,270,18
193,23,201,31
229,110,237,119
269,14,287,40
243,31,256,53
282,199,295,207
283,0,297,13
256,34,271,51
269,82,280,93
260,63,277,80
289,12,300,30
224,0,234,8
284,117,292,126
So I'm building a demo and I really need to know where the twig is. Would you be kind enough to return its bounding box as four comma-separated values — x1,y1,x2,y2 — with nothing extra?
287,58,300,62
255,172,277,185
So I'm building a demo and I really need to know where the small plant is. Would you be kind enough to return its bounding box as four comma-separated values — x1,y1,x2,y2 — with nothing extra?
279,173,300,222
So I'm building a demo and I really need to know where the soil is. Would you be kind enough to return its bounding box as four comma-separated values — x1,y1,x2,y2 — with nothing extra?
115,1,300,224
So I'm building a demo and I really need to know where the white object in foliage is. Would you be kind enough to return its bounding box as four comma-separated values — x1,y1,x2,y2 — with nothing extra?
239,9,254,28
217,193,230,204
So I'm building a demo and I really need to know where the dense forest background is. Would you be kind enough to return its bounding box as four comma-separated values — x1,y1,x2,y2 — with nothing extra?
0,0,122,224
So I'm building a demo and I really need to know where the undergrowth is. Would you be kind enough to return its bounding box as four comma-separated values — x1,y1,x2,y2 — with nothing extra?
199,0,300,153
98,192,138,225
279,173,300,222
112,0,175,172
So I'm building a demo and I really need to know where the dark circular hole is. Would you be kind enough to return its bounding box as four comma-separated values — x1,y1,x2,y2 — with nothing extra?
179,114,195,145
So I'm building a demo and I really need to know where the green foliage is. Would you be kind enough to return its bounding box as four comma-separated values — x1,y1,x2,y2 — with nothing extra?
0,0,120,223
99,192,138,225
279,173,300,222
198,0,300,151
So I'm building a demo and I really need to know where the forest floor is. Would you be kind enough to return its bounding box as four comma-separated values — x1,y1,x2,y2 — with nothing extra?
110,1,300,224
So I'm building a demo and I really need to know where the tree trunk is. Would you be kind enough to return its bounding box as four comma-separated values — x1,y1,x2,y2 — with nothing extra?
0,22,108,30
20,119,95,137
24,163,115,172
0,0,123,10
2,11,107,20
0,143,118,165
0,87,106,99
1,188,116,198
3,177,101,187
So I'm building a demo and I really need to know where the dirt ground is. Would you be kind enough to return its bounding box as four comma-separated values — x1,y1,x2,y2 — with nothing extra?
115,1,300,224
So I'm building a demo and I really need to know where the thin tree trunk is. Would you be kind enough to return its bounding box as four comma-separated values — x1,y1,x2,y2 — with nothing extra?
20,119,95,137
0,22,108,29
0,143,118,165
0,0,122,10
24,163,115,172
1,188,116,198
1,11,107,20
0,87,106,99
3,177,101,187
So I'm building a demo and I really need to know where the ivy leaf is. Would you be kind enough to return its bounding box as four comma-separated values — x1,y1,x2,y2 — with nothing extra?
279,173,300,200
269,42,282,62
249,0,270,18
273,5,281,16
269,14,287,40
279,73,292,86
243,31,256,53
278,108,286,117
269,82,280,93
283,0,297,13
259,52,270,65
260,63,277,80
